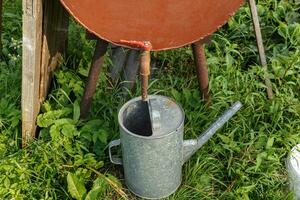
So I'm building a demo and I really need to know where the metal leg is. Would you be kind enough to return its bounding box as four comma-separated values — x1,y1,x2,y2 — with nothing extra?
80,39,108,118
192,40,211,103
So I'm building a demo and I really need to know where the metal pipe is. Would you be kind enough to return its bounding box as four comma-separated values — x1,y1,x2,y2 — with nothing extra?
248,0,273,100
80,39,108,118
140,50,150,101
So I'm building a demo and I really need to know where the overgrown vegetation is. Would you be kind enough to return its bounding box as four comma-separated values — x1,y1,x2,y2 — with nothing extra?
0,0,300,199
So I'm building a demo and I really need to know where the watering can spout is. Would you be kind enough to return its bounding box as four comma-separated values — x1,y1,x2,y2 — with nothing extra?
183,101,242,163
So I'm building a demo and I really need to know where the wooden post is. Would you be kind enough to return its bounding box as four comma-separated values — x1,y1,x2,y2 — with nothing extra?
22,0,68,146
22,0,43,146
248,0,273,99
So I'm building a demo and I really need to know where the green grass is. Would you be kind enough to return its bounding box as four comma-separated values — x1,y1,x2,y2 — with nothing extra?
0,0,300,199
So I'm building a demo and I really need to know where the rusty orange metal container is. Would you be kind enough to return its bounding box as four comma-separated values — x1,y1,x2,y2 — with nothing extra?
60,0,244,51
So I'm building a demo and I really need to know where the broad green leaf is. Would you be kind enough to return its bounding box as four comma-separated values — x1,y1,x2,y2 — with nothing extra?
42,101,52,112
4,177,10,188
73,100,80,122
183,89,192,103
85,178,108,200
81,120,103,133
85,188,102,200
171,89,181,101
81,132,92,142
106,174,122,188
92,130,108,144
266,137,274,149
62,124,77,138
67,173,87,200
49,118,76,140
39,128,50,140
93,140,106,156
92,133,98,144
50,124,60,140
219,134,231,144
98,130,108,144
37,109,72,128
255,152,267,171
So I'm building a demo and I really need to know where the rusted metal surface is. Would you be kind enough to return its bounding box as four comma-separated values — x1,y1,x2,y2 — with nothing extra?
140,50,151,101
139,43,152,136
192,40,210,103
120,40,152,100
80,39,108,118
248,0,273,99
60,0,244,51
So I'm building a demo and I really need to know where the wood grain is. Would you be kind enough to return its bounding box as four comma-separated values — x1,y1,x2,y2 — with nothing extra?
22,0,43,146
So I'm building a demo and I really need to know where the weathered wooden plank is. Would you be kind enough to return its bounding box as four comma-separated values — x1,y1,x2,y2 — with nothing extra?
110,47,129,81
22,0,68,146
121,49,140,92
22,0,43,146
39,0,69,103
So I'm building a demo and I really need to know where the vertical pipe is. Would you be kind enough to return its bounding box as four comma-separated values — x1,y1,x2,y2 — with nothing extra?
80,39,108,118
140,50,150,101
192,41,211,103
248,0,273,99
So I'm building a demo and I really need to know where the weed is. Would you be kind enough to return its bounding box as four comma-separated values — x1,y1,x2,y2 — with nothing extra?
0,0,300,199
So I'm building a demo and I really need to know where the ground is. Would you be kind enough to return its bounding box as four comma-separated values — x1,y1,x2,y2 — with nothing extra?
0,0,300,199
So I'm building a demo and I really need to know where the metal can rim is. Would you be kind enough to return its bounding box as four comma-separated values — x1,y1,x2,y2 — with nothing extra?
118,95,185,140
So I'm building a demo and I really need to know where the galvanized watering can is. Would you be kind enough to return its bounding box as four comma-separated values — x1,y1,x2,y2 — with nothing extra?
109,95,242,199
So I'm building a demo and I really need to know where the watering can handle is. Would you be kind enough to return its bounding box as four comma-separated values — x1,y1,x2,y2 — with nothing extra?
108,139,123,165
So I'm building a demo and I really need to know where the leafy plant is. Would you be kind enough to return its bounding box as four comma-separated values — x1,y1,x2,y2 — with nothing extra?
67,172,87,200
0,0,300,199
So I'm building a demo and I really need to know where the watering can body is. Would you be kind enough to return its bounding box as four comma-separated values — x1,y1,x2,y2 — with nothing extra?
109,95,185,198
109,95,242,199
111,124,184,198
